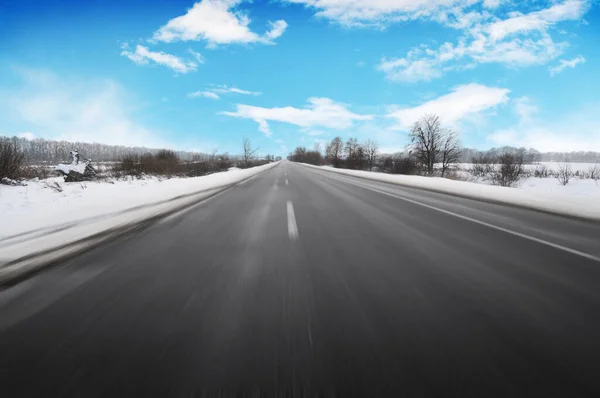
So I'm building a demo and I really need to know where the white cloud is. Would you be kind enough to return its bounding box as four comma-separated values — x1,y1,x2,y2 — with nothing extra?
485,0,587,42
265,20,289,41
513,96,537,122
220,97,373,137
188,91,221,99
549,55,585,75
121,45,197,73
1,69,175,148
482,0,503,8
488,121,600,152
275,139,285,144
284,0,475,28
379,52,443,82
188,84,261,100
377,1,590,82
488,97,600,152
17,132,36,140
188,49,205,63
387,83,510,129
152,0,287,46
211,85,261,96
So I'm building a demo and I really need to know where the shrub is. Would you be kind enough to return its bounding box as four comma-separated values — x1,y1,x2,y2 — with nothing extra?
533,164,550,178
557,162,573,186
589,164,600,181
490,153,524,187
470,155,493,178
19,165,52,180
379,155,418,175
0,139,24,180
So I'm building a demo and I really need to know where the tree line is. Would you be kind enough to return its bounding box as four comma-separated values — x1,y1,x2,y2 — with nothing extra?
288,114,462,177
0,136,211,164
288,113,600,183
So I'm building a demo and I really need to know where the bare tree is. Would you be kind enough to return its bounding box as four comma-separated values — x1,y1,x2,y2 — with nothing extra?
345,137,361,169
471,155,493,178
0,138,24,180
364,139,379,171
440,130,461,177
326,136,344,168
409,114,443,175
589,163,600,181
242,137,258,168
557,160,573,186
491,152,524,187
409,114,461,176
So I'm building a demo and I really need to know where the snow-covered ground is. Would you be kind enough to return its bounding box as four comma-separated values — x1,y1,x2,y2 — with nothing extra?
456,162,599,173
0,163,277,241
454,162,600,198
301,164,600,221
0,163,278,281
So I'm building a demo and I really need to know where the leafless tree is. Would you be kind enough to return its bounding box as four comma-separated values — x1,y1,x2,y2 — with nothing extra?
588,164,600,181
344,137,362,169
471,155,493,178
409,114,461,176
0,138,24,180
364,139,379,171
326,136,344,168
440,130,461,177
409,114,443,175
557,160,573,186
242,137,258,168
491,152,524,187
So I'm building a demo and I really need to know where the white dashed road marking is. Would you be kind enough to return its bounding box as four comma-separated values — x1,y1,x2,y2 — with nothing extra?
287,201,298,240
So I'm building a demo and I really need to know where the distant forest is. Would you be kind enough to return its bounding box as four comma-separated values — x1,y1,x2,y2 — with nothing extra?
1,136,599,165
0,136,211,164
459,147,600,163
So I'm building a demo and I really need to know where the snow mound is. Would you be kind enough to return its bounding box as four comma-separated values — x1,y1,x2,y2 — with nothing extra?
55,163,88,174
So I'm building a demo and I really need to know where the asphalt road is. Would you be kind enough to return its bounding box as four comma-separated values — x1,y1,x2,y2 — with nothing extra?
1,161,600,397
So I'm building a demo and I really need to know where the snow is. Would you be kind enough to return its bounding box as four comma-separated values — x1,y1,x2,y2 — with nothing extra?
0,162,279,276
55,162,88,174
301,164,600,221
456,162,599,174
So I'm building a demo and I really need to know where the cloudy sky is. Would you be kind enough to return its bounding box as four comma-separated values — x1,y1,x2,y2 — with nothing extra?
1,0,599,155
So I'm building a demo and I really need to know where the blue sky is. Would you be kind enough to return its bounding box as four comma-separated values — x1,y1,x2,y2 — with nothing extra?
1,0,599,155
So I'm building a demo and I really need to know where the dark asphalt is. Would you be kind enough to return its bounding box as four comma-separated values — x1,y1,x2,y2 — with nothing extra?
1,161,600,397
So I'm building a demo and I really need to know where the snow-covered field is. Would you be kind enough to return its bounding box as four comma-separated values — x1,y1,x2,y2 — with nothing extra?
456,162,599,173
301,164,600,221
454,162,600,198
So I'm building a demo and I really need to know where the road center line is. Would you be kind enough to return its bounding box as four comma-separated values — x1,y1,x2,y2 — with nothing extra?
321,172,600,263
287,201,299,240
285,178,289,185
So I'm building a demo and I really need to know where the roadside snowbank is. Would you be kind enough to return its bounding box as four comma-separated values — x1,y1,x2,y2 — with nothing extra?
301,164,600,221
0,162,279,279
1,163,277,241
